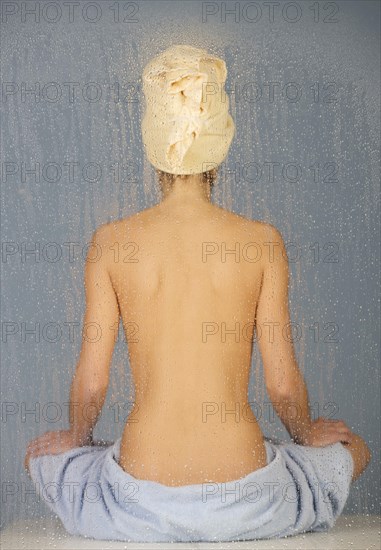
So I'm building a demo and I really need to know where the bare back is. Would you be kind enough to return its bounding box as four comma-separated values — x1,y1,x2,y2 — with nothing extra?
108,202,268,486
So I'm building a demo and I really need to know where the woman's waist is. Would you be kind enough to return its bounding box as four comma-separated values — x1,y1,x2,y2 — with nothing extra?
128,397,259,422
119,421,267,484
121,411,264,449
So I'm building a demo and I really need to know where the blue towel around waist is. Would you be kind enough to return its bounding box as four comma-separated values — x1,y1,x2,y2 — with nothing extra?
28,437,353,542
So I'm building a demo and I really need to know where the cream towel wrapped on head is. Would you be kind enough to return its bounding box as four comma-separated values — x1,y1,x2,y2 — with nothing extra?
141,44,235,175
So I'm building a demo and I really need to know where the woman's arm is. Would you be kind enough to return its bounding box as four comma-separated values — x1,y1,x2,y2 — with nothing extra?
255,224,354,448
255,223,313,444
68,224,120,444
24,225,120,469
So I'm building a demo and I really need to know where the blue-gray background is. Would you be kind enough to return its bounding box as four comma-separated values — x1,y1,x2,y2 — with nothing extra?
1,0,379,529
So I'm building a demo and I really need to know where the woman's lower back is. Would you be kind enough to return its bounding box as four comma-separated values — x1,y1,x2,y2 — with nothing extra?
119,400,268,486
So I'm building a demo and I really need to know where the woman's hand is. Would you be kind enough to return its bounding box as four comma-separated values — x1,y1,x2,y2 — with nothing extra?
299,416,354,447
24,429,92,471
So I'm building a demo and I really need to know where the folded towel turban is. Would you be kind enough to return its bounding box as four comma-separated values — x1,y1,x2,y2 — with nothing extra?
141,44,235,175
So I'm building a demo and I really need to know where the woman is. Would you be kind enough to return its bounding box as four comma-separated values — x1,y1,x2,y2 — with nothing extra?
24,44,371,542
